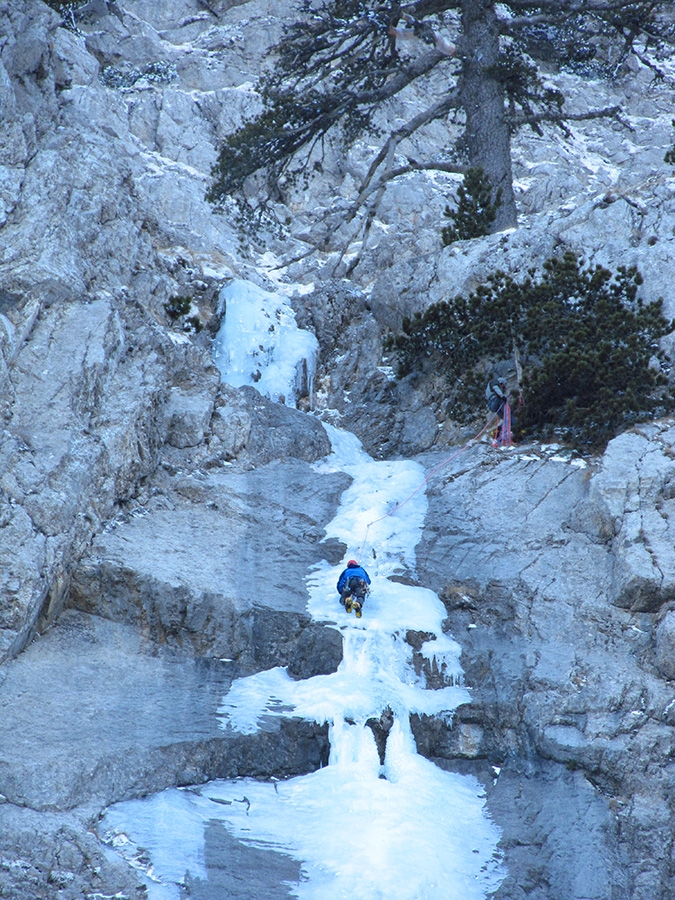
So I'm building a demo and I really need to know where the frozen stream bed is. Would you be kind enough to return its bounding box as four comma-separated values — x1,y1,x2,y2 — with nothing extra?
97,281,505,899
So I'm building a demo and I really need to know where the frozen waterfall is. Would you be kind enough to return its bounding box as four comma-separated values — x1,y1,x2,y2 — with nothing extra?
99,280,504,900
213,279,318,408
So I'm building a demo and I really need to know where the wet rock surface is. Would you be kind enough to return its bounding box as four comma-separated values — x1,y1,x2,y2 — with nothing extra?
69,457,348,656
0,609,331,897
185,822,302,900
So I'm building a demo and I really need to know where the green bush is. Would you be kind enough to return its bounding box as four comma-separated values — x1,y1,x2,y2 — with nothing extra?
387,252,675,449
42,0,86,32
43,0,84,14
442,168,502,245
100,61,179,90
164,295,202,333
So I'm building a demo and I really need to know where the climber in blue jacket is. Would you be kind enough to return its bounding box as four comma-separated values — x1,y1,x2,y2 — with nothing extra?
337,560,371,616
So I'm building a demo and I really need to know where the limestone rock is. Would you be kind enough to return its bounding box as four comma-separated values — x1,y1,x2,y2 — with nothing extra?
3,0,675,898
0,609,329,897
655,609,675,680
0,295,174,660
69,457,348,662
240,386,331,464
591,425,675,612
415,436,675,899
164,384,215,448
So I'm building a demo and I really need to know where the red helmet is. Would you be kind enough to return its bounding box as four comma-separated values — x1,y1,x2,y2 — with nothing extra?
347,559,358,567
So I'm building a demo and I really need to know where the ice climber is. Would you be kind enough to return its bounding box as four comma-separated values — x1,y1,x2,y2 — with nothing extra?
485,377,508,416
486,377,512,443
337,560,371,618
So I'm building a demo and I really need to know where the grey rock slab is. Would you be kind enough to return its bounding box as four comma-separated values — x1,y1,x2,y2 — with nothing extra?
211,384,332,466
185,820,301,900
0,610,329,812
655,610,675,680
414,437,675,899
240,386,332,464
591,426,675,611
417,442,608,601
0,297,167,660
165,384,215,448
70,458,348,662
487,761,627,900
0,801,146,900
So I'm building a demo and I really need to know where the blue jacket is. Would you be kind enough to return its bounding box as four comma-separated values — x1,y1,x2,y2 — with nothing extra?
337,565,371,593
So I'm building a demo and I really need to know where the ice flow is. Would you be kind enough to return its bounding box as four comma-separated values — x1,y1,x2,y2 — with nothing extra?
98,280,504,900
213,278,317,407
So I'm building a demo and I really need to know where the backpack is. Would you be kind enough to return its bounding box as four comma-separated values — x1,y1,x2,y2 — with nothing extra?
347,576,367,599
488,393,503,413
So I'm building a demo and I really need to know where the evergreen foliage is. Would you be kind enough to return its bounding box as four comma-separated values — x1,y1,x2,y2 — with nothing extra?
43,0,84,14
442,168,502,245
100,61,178,90
387,252,675,449
665,119,675,165
164,295,202,333
43,0,86,31
206,0,673,236
207,0,397,204
488,43,564,135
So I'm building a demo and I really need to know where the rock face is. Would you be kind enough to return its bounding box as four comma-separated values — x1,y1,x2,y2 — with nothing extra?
69,453,347,665
3,0,675,898
0,610,331,899
413,426,675,899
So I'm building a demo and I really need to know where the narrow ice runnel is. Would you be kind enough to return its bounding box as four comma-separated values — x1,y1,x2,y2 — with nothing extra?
98,281,505,900
219,423,469,739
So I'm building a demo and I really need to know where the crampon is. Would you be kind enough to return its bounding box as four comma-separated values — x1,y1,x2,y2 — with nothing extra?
343,596,363,618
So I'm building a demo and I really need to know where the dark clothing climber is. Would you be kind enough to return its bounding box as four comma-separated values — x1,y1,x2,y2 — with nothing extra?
337,560,371,612
486,377,515,444
486,378,508,415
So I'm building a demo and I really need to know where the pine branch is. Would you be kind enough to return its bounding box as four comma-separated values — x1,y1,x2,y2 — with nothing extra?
356,91,460,201
506,0,660,12
508,104,621,129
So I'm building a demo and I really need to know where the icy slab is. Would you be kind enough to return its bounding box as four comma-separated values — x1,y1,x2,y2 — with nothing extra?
101,723,503,900
213,279,318,407
219,424,467,738
100,354,504,900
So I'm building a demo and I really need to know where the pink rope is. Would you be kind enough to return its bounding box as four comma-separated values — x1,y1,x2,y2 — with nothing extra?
492,400,512,447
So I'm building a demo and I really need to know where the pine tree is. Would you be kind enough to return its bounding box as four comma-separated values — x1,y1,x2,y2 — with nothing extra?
208,1,675,264
442,168,502,244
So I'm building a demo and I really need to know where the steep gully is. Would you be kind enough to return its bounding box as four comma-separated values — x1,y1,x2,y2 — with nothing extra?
97,280,505,899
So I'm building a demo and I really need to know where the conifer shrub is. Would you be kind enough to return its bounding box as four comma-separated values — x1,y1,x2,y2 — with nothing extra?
43,0,84,15
164,295,202,333
387,252,675,449
43,0,86,32
442,168,502,245
100,61,178,90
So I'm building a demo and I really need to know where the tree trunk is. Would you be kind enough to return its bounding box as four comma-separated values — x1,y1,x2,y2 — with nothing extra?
459,0,517,231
